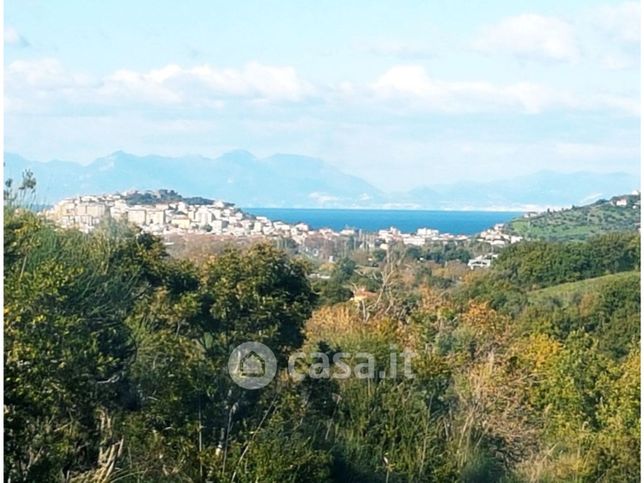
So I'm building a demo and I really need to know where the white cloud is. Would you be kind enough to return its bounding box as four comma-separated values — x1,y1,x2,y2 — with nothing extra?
589,94,640,116
599,51,636,70
6,58,92,89
583,2,640,71
358,40,434,59
5,58,639,119
4,59,316,114
101,66,184,105
100,62,315,105
371,65,639,116
4,26,29,47
4,59,97,114
371,65,573,114
592,1,640,44
474,14,580,62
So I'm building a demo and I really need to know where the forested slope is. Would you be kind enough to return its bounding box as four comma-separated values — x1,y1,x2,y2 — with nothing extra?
505,193,640,241
4,194,640,481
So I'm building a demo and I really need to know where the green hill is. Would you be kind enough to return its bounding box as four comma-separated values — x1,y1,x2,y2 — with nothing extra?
523,269,640,361
506,193,640,241
529,270,640,305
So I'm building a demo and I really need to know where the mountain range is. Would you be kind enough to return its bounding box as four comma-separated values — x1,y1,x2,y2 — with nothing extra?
3,150,639,210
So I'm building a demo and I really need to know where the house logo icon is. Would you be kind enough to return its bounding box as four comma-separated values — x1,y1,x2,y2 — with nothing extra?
228,342,277,389
240,351,265,377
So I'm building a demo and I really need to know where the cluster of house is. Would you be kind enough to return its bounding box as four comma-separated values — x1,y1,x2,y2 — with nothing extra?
45,193,312,238
463,223,523,270
45,193,467,251
611,194,640,208
375,227,469,250
476,223,523,247
46,192,531,271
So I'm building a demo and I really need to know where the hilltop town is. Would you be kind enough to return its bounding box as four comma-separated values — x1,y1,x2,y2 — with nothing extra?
45,189,507,252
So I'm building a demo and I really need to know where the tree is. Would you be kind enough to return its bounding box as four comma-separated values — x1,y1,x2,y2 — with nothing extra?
4,210,145,481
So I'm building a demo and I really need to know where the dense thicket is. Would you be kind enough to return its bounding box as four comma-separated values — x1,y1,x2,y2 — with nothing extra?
4,208,324,481
493,232,640,289
4,205,640,482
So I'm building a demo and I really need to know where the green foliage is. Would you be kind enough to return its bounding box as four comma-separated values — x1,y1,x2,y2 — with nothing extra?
4,169,37,206
592,349,640,481
524,271,640,359
315,280,354,305
424,242,472,264
4,198,640,482
313,257,360,305
4,209,143,481
199,244,317,358
506,194,640,241
124,189,214,206
493,232,639,290
4,207,321,481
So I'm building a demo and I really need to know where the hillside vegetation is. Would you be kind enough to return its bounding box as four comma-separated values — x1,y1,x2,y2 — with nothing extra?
529,270,639,303
4,181,641,482
506,193,640,241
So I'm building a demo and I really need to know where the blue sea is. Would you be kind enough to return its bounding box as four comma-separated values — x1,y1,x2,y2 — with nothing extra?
244,208,521,235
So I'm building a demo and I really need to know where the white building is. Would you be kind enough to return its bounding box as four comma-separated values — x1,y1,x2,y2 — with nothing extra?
417,227,439,237
194,206,214,226
127,209,147,225
402,235,426,247
147,209,166,226
211,219,228,234
172,215,191,230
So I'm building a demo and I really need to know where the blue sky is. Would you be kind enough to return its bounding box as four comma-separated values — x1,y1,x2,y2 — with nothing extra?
4,0,640,190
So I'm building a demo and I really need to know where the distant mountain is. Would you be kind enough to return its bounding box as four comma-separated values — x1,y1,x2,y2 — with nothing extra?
505,193,641,241
4,150,385,208
3,151,639,209
405,171,640,210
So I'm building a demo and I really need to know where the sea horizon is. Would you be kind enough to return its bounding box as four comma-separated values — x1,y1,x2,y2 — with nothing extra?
245,207,522,235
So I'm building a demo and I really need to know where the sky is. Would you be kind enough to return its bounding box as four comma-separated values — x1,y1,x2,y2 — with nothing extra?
4,0,641,191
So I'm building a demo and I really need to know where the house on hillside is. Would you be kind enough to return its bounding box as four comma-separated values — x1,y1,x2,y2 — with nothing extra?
467,253,498,270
